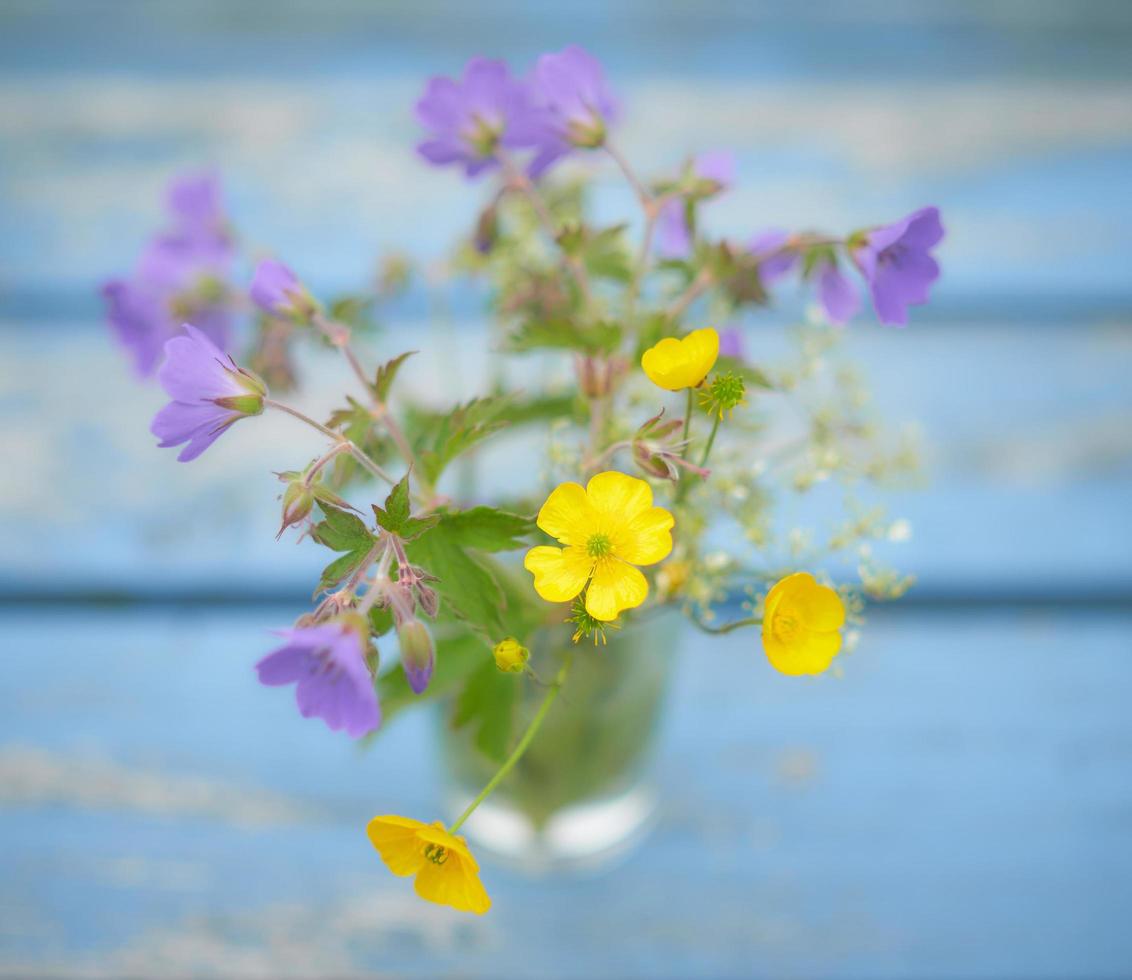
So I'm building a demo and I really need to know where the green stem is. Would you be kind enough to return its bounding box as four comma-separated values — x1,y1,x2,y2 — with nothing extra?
691,615,762,636
674,388,696,504
497,150,594,310
699,415,721,468
448,654,574,834
267,399,396,485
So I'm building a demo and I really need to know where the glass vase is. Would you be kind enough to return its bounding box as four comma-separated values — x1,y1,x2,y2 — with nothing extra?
437,612,677,872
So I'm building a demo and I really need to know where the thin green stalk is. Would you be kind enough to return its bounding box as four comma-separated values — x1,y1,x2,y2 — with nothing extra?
675,388,695,504
266,399,396,485
691,615,762,636
699,415,721,468
448,654,574,834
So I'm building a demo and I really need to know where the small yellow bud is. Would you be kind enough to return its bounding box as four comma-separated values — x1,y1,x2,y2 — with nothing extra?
493,637,529,673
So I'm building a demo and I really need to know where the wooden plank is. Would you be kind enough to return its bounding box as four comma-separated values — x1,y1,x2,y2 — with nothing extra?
2,607,1130,976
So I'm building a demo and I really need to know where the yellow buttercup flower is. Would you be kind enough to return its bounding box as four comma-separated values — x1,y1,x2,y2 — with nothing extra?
641,327,719,391
762,572,846,676
493,636,529,673
524,471,674,622
367,815,491,915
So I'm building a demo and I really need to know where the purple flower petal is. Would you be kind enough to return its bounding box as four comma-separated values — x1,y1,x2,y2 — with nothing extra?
256,624,380,738
852,206,944,326
250,259,304,316
102,171,237,376
657,199,692,259
749,228,798,284
532,45,617,137
414,57,541,178
818,262,861,325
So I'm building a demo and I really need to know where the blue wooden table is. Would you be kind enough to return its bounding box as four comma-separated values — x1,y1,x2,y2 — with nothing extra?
2,2,1132,977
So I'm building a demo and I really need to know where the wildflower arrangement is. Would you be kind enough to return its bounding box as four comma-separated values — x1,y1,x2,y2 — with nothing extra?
104,47,942,915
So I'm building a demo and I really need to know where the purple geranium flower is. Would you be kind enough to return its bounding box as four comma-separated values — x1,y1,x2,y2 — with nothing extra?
255,623,380,738
164,171,230,255
416,57,542,178
749,228,798,285
814,257,861,326
657,152,736,259
250,259,315,319
524,45,618,175
531,45,616,147
103,172,236,375
851,206,944,326
150,323,266,461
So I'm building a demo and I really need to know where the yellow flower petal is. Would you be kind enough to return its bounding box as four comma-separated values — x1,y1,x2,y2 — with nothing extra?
585,558,648,621
786,574,847,632
535,481,597,545
641,327,720,390
524,545,593,603
763,626,843,676
414,852,492,915
761,572,847,677
585,470,654,525
614,505,675,566
367,815,428,877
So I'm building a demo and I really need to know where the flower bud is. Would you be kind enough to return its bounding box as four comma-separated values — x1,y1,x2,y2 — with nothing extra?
473,202,499,255
277,479,316,539
250,259,319,321
493,637,530,673
398,619,435,695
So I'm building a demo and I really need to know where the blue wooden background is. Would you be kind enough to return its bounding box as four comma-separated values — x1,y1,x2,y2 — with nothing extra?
2,2,1132,977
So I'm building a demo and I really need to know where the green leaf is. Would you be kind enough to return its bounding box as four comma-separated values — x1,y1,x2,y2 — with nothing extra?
327,294,377,332
311,503,374,553
582,223,632,282
416,396,514,484
384,473,411,527
309,503,376,595
316,548,369,595
324,397,388,488
372,350,417,402
506,318,622,355
368,605,394,638
374,628,487,727
718,357,775,391
434,507,534,552
452,659,517,762
405,528,505,638
371,473,441,540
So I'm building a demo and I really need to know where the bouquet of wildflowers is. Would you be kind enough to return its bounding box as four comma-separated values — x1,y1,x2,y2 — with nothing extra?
104,46,943,915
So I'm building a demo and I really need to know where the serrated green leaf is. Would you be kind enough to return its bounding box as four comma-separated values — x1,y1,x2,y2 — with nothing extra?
452,658,517,762
505,318,621,355
434,507,534,552
398,514,441,541
405,529,505,637
582,223,632,282
311,503,374,552
373,628,487,728
384,473,412,526
316,547,370,595
372,350,417,401
416,395,514,484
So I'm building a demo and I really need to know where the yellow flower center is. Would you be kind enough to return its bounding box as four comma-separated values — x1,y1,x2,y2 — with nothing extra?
586,532,613,558
773,613,800,642
423,843,449,866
